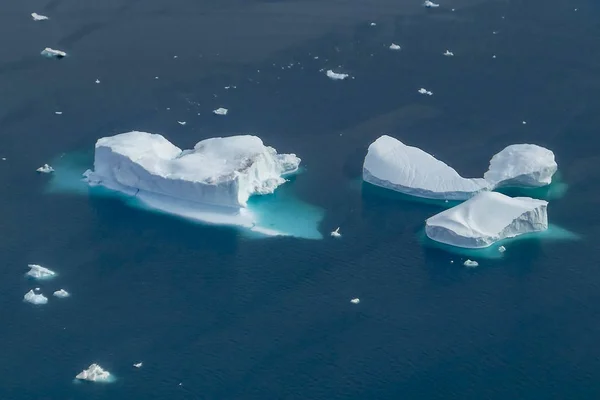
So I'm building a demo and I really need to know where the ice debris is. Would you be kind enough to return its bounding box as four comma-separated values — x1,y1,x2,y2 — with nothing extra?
426,192,548,248
53,289,70,298
443,50,454,56
41,48,67,59
26,264,56,279
24,290,48,305
213,107,228,115
133,362,143,368
350,298,360,304
95,79,101,84
424,1,440,8
36,164,54,174
177,121,187,126
75,364,111,382
498,245,506,253
326,70,349,80
389,43,401,50
31,13,49,21
418,88,433,96
463,260,479,268
331,227,341,238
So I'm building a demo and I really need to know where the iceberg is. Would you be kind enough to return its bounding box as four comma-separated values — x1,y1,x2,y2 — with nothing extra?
424,1,440,8
463,260,478,267
418,88,433,96
484,144,557,188
213,107,228,116
84,131,300,209
37,164,54,173
330,227,341,238
31,13,49,21
363,135,490,200
53,289,70,298
41,48,67,59
326,70,349,80
24,290,48,305
443,50,454,57
75,364,111,382
350,298,360,304
389,43,401,50
425,192,548,248
26,264,56,279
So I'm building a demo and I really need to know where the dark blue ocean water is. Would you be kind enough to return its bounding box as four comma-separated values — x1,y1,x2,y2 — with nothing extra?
2,0,600,399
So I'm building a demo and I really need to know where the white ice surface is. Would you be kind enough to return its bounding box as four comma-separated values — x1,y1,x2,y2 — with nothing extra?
26,264,56,279
24,290,48,305
425,192,548,248
389,43,401,50
418,88,433,96
53,289,70,298
443,50,454,56
37,164,54,173
424,1,440,8
213,107,228,115
31,13,49,21
330,227,341,238
463,260,479,267
350,298,360,304
326,70,349,80
76,364,111,382
363,135,490,200
484,144,557,188
41,48,67,58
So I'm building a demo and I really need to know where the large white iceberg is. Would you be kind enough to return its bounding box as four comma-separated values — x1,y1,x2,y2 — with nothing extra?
26,264,56,279
425,192,548,248
84,131,300,209
485,144,557,188
24,290,48,305
363,135,490,200
75,364,112,382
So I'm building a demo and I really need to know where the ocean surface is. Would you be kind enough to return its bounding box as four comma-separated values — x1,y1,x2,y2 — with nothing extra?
2,0,600,398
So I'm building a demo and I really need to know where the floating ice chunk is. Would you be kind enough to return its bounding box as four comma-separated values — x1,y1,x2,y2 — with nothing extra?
76,364,111,382
55,111,63,115
424,1,440,8
463,260,479,268
133,362,143,368
53,289,70,298
36,164,54,173
426,192,548,248
363,135,490,200
24,290,48,305
443,50,454,56
84,131,300,209
41,48,67,59
95,79,101,84
498,245,506,253
31,13,49,21
213,107,228,115
326,70,349,80
177,121,187,126
350,298,360,304
418,88,433,96
370,22,377,26
330,227,341,238
389,43,401,50
522,121,527,125
484,144,557,188
26,264,56,279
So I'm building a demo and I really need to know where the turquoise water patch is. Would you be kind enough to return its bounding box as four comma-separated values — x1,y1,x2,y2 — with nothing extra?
419,224,580,260
46,151,324,240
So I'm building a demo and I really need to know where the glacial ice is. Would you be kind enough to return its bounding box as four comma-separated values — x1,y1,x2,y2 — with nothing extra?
485,144,557,188
389,43,401,50
37,164,54,173
31,13,49,21
326,70,349,80
350,298,360,304
26,264,56,279
84,131,300,209
463,260,479,267
53,289,70,298
498,245,506,253
24,290,48,305
133,362,143,368
424,1,440,8
330,227,341,238
418,88,433,96
41,48,67,59
425,192,548,248
213,107,228,115
363,135,491,200
75,364,112,382
443,50,454,57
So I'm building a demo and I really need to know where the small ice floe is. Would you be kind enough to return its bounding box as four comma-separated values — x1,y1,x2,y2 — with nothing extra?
24,290,48,305
55,111,63,115
53,289,70,298
177,121,187,126
26,264,56,279
326,70,349,80
350,298,360,304
95,79,101,84
424,0,440,8
31,13,49,21
76,364,112,382
1,157,6,161
493,55,497,59
213,107,228,116
389,43,401,51
173,55,178,59
463,259,479,268
36,164,54,173
370,22,377,26
443,50,454,57
498,245,506,253
522,120,527,125
155,76,159,80
330,227,341,238
41,48,67,59
133,362,143,368
418,88,433,96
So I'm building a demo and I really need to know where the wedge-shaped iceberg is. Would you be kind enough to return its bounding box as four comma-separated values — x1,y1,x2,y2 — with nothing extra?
84,131,300,208
485,144,557,188
363,135,490,200
425,192,548,248
26,264,56,279
76,364,111,382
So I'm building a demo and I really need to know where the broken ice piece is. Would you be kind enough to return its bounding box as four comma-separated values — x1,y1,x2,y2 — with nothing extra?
213,107,228,116
350,298,360,304
424,0,440,8
95,79,101,84
26,264,56,279
326,70,349,80
498,245,506,253
36,164,54,174
53,289,70,298
330,227,341,238
133,362,143,368
443,50,454,56
418,88,433,96
76,364,111,382
177,121,187,126
24,290,48,305
55,111,63,115
389,43,401,50
31,13,49,21
463,259,479,268
41,48,67,59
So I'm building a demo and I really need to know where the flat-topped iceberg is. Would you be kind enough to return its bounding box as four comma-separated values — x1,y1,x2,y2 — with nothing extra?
425,192,548,248
363,135,490,200
485,144,557,188
26,264,56,279
75,364,112,382
84,131,300,209
24,290,48,305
